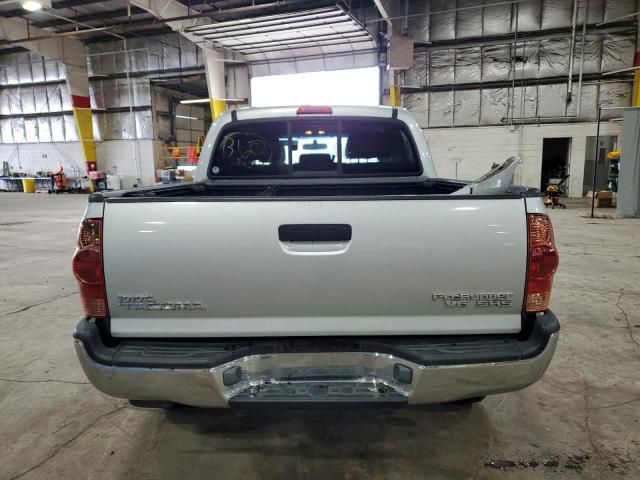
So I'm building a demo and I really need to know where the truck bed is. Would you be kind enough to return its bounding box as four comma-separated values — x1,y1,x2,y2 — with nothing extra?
92,178,472,201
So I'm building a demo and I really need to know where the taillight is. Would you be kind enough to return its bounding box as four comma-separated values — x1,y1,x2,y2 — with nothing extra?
525,214,559,313
296,106,332,115
72,218,108,318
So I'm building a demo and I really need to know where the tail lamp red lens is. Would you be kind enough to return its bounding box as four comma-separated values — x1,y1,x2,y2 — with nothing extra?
296,106,333,115
525,214,559,313
72,218,108,318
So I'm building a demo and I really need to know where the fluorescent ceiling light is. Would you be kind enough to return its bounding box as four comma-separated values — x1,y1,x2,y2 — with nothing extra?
175,114,199,120
250,67,380,107
22,0,46,11
179,99,210,105
179,98,247,105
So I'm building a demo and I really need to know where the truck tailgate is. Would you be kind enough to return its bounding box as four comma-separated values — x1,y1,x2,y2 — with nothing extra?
103,198,527,337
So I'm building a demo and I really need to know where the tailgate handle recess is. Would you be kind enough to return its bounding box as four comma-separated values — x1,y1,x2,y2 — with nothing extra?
278,224,352,242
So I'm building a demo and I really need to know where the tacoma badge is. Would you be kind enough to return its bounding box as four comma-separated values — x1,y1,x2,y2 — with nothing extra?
117,295,207,311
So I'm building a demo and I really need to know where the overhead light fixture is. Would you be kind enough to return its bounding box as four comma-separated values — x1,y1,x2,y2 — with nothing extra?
22,1,42,11
179,98,248,105
22,0,50,12
175,114,199,120
179,99,209,105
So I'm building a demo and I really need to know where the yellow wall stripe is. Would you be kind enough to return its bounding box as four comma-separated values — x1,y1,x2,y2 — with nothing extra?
72,107,97,169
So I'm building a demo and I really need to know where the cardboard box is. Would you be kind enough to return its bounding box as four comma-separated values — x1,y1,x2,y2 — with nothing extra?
587,190,614,208
177,168,194,179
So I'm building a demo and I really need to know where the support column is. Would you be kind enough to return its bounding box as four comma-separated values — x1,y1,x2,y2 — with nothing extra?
0,18,97,174
203,46,227,119
66,59,96,173
128,1,228,118
632,52,640,107
227,64,250,108
374,0,401,107
389,72,401,107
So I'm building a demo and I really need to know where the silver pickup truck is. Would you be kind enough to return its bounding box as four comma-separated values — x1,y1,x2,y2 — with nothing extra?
72,105,559,408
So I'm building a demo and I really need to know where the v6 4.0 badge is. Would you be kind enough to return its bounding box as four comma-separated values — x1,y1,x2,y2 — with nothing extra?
432,292,513,308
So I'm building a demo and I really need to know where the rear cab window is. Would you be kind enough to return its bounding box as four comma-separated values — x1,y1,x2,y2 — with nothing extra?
208,118,422,179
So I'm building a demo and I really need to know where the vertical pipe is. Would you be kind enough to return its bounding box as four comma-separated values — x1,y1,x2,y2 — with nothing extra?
402,0,409,35
577,0,588,117
567,0,578,103
519,35,526,120
518,34,526,161
124,37,141,184
590,107,602,218
510,2,519,125
633,0,640,106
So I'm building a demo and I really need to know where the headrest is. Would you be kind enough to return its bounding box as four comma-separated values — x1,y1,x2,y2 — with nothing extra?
346,132,393,159
297,154,335,171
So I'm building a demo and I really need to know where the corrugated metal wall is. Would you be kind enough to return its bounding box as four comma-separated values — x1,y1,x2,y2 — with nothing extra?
86,34,203,76
402,0,637,127
0,32,203,144
0,2,637,142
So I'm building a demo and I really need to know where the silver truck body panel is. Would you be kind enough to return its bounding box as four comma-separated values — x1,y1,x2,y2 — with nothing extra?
104,198,527,337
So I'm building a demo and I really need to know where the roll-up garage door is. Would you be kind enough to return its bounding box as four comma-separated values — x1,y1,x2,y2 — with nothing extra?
184,5,379,77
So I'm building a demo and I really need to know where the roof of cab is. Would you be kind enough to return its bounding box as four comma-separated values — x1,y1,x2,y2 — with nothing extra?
230,105,401,121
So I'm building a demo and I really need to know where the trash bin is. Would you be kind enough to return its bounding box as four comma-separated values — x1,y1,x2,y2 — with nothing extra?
21,178,36,193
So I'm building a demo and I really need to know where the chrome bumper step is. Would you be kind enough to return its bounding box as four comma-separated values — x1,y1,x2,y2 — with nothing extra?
229,381,407,406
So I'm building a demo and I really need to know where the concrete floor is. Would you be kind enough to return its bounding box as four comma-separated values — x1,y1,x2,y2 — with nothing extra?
0,193,639,480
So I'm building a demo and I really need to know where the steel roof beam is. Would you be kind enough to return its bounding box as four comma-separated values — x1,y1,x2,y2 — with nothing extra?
30,7,149,30
1,0,105,18
192,16,353,37
221,29,368,48
241,38,375,54
186,7,339,33
198,18,357,40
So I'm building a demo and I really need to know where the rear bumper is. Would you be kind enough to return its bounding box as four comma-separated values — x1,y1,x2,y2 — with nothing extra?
73,313,559,407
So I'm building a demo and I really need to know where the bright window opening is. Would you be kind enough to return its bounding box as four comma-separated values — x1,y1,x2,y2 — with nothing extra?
250,67,380,107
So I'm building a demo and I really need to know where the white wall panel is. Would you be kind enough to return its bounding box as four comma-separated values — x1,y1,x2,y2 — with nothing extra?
423,121,623,196
0,140,160,188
